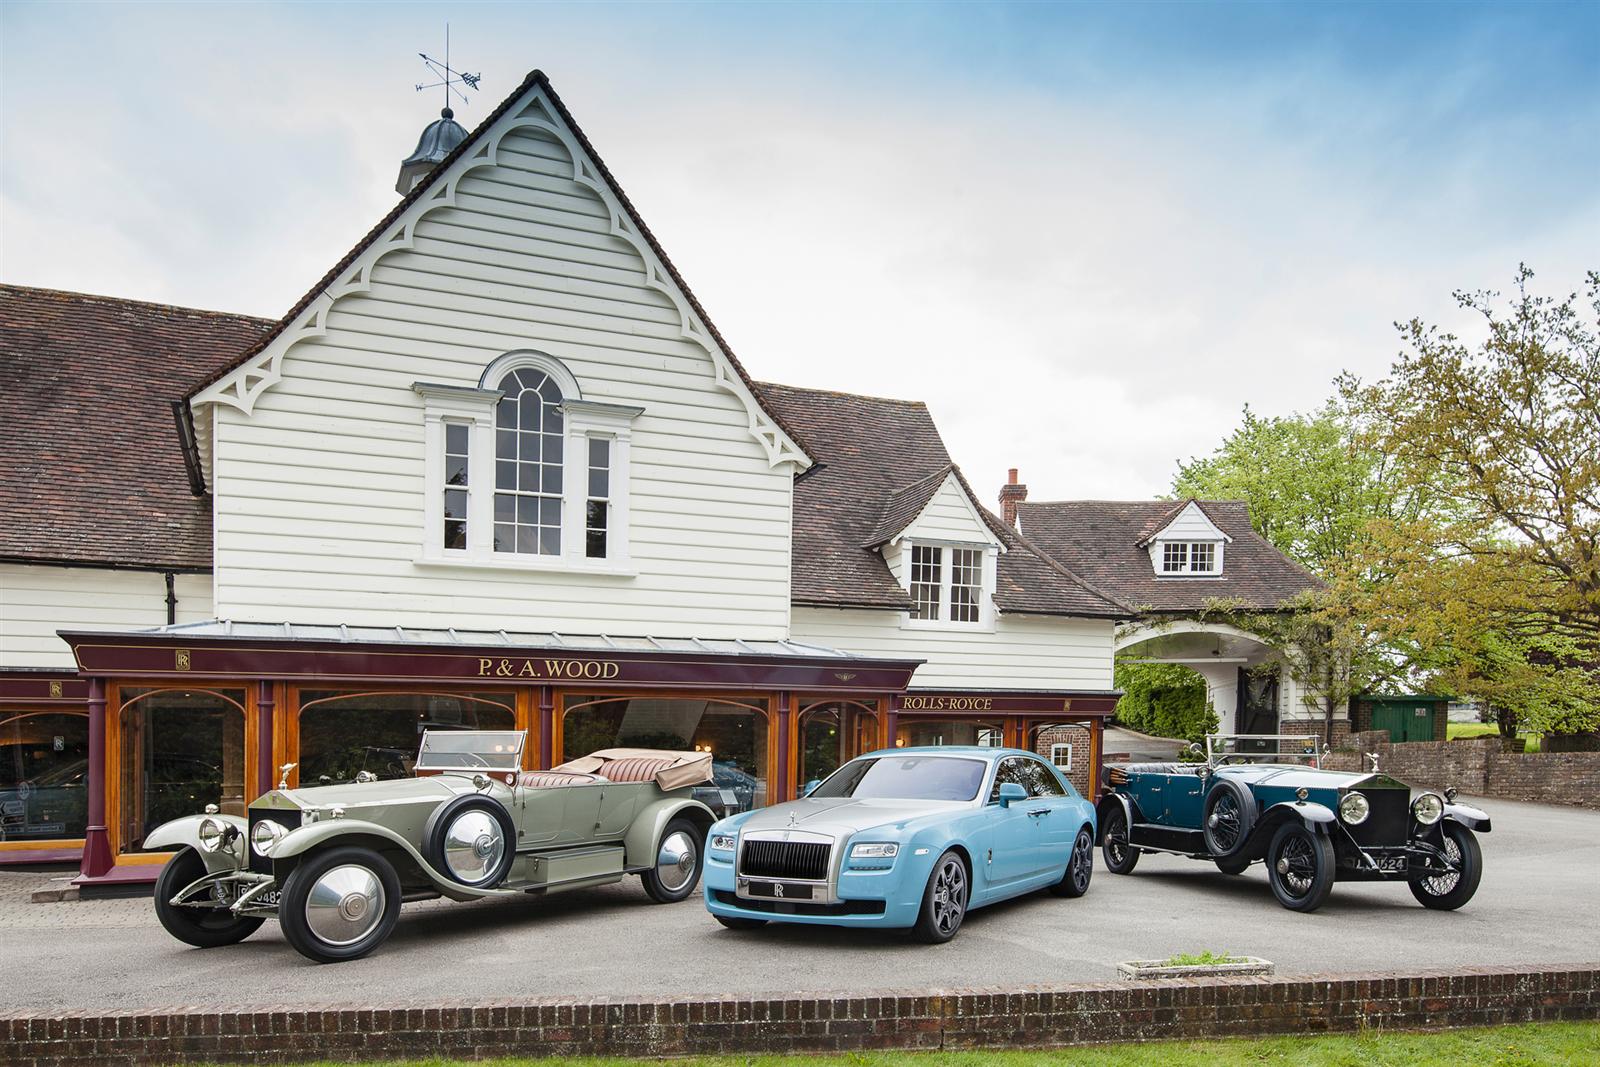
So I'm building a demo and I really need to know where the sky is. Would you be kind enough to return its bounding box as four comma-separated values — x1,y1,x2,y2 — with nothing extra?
2,1,1596,501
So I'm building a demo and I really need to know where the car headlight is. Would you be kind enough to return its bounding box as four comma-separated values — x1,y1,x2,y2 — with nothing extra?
709,833,736,852
250,819,289,857
1412,793,1444,825
849,842,899,860
197,817,226,852
1338,792,1370,825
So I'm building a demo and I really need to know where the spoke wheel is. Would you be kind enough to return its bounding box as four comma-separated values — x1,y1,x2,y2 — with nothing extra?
153,847,264,949
1266,822,1335,913
1203,781,1254,859
911,851,969,943
1052,827,1095,898
1101,807,1139,875
1408,822,1483,911
640,818,705,903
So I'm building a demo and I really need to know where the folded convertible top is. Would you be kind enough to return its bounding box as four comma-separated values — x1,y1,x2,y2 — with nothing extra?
553,748,715,791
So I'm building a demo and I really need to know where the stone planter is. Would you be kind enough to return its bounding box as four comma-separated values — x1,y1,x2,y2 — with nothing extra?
1117,956,1274,980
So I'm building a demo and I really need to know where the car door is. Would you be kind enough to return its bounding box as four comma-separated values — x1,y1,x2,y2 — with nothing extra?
1017,757,1075,872
982,757,1042,886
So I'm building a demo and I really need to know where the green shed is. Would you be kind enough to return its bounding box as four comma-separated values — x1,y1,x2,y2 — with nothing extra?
1350,695,1448,744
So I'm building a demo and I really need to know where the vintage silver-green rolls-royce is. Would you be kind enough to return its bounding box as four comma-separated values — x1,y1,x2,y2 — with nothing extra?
145,731,716,963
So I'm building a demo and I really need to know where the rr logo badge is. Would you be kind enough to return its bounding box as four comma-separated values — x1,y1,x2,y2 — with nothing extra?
773,883,784,899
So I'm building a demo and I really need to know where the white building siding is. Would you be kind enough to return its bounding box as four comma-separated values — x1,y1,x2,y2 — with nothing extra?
0,565,213,668
208,125,795,638
901,477,997,545
791,606,1114,691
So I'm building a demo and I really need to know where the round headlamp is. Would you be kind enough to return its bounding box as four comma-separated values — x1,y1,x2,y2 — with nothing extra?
1338,792,1370,825
250,819,289,857
197,817,226,852
1411,793,1444,825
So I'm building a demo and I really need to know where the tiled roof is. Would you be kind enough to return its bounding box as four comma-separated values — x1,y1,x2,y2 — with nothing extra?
758,382,1131,618
0,285,272,569
184,70,810,467
1017,499,1323,613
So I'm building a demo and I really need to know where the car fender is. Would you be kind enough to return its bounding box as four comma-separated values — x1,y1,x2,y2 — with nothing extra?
1245,800,1335,857
1444,802,1492,832
266,818,486,900
1094,792,1138,844
624,797,717,870
143,814,247,871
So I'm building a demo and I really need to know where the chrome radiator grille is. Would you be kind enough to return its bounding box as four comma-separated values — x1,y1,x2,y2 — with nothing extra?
739,838,831,881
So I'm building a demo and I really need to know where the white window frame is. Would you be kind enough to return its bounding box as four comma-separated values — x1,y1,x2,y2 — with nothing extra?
896,540,997,631
1156,539,1224,576
1050,743,1073,771
413,352,641,575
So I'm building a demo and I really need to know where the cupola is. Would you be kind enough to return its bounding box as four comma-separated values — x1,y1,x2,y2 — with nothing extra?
396,107,468,195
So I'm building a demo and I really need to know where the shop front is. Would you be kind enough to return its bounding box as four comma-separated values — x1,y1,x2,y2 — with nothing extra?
59,623,922,885
889,690,1116,799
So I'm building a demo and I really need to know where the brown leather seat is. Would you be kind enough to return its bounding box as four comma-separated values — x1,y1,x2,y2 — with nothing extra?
517,770,606,788
596,756,677,784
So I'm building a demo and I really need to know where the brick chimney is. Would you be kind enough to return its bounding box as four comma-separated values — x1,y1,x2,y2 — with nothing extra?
998,468,1028,528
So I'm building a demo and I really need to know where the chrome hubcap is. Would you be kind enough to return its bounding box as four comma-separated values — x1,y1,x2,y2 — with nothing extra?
655,831,697,892
931,858,966,934
1275,835,1316,896
305,864,385,946
443,810,505,884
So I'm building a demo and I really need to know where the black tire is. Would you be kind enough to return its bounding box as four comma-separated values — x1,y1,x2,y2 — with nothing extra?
1051,826,1095,898
422,794,516,889
1101,805,1140,875
910,850,969,943
640,817,705,903
279,846,402,964
1215,856,1252,875
153,847,264,948
1202,780,1255,859
714,914,768,931
1408,822,1483,911
1265,822,1335,912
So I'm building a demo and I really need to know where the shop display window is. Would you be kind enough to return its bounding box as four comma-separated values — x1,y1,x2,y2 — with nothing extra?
562,696,768,815
896,719,1005,749
118,688,246,852
0,711,90,841
296,691,516,785
798,701,879,787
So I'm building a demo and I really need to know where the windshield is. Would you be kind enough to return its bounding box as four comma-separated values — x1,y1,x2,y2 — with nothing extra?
811,755,987,802
415,730,525,773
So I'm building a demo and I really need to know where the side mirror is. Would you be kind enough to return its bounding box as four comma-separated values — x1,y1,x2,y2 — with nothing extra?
998,782,1028,807
801,779,822,798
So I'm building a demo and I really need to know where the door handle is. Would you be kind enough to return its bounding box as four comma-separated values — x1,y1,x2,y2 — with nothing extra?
1027,808,1051,817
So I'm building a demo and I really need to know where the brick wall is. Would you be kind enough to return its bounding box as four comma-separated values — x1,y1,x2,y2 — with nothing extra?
1034,725,1092,796
1281,717,1353,748
1324,733,1600,810
3,966,1594,1066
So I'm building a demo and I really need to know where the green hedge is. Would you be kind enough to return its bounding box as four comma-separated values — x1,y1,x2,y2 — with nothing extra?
1113,661,1217,744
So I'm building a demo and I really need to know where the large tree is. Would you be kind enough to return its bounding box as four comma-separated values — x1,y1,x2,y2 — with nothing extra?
1343,267,1600,736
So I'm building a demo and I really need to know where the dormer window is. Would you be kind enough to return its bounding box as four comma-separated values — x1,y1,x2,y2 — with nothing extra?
1160,540,1221,575
903,542,994,626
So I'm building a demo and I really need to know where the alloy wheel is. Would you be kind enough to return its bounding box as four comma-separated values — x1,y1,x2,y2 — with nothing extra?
931,857,967,935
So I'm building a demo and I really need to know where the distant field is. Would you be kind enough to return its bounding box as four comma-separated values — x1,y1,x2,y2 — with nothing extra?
1447,722,1540,751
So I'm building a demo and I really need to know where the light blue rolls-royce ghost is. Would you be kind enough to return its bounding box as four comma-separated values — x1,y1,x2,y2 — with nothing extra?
702,746,1096,942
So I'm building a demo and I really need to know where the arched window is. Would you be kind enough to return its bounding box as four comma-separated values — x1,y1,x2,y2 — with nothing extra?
494,368,565,555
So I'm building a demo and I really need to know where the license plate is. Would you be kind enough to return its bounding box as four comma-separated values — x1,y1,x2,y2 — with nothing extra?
1377,855,1406,872
257,888,281,908
746,880,812,900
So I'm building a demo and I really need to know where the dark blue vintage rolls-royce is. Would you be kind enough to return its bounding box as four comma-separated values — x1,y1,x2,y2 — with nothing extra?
1097,735,1491,912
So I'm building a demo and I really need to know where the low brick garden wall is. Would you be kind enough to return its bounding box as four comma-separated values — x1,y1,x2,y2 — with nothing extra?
1322,732,1600,810
2,965,1596,1066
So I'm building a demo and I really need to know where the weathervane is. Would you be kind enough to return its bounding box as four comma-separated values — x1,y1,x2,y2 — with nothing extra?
416,24,481,112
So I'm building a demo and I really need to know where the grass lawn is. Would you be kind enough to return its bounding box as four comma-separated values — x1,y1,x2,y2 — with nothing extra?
248,1022,1599,1067
1447,722,1540,752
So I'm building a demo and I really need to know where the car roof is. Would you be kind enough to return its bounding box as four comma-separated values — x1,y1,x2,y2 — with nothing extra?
856,746,1037,761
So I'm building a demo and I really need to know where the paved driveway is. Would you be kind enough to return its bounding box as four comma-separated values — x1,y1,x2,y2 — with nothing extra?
2,796,1597,1014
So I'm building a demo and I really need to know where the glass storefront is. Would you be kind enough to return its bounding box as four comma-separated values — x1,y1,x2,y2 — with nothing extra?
896,718,1005,748
798,701,879,787
118,688,246,852
0,711,90,841
562,696,768,815
297,691,516,785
